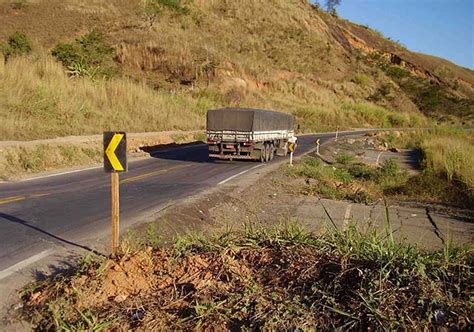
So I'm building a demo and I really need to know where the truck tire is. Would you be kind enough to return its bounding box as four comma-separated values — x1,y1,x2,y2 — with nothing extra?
260,145,266,163
265,143,270,162
269,143,275,161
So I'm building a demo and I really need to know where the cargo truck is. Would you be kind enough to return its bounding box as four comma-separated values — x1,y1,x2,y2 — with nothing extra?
207,108,295,162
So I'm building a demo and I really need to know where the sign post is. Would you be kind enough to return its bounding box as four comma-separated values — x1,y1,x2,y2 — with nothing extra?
104,132,127,256
316,138,321,155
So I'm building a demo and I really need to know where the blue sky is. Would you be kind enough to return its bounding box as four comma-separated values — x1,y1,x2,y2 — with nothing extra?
330,0,474,69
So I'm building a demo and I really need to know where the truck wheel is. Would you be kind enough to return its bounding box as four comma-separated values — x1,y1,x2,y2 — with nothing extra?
269,144,275,161
260,146,266,163
265,143,270,162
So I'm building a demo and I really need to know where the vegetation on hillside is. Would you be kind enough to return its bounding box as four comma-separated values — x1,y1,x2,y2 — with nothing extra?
384,65,473,122
0,31,31,59
19,223,472,330
1,0,472,142
51,30,117,79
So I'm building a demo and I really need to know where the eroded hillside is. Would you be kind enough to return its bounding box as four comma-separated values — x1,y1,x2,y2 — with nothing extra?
1,0,473,140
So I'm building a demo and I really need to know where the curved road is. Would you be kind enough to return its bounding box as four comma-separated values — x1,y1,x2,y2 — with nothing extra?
0,131,367,277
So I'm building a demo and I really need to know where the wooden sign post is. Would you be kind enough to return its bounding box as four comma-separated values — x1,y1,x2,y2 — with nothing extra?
104,132,127,256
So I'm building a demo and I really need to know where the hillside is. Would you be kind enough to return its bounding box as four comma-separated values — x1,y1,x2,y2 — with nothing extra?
1,0,473,140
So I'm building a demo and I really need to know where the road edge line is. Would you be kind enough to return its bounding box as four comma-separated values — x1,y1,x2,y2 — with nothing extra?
0,249,54,281
218,164,265,185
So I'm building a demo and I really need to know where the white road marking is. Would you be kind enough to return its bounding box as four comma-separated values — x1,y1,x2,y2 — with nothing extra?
343,204,353,230
218,164,264,185
20,166,102,182
0,249,54,281
375,151,384,166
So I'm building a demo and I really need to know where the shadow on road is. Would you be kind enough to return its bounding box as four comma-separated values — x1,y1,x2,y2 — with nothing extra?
0,213,106,257
141,142,212,163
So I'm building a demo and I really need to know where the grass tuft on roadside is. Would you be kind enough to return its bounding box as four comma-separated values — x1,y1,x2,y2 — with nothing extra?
287,156,408,204
17,222,472,330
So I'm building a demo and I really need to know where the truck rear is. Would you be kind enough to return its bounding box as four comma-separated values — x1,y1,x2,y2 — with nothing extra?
207,108,295,162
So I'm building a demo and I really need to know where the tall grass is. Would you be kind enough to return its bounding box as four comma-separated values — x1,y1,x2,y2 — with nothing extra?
0,55,428,141
421,134,474,189
382,127,473,201
0,55,213,140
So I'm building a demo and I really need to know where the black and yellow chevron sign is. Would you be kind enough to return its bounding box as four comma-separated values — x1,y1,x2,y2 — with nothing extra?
104,132,127,173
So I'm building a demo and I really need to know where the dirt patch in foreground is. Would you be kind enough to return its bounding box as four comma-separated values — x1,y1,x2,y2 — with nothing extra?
18,231,472,330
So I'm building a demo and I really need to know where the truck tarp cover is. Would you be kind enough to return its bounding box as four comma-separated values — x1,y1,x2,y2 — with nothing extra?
207,108,294,132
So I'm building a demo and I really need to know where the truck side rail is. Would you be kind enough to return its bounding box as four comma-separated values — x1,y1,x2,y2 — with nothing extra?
207,130,294,142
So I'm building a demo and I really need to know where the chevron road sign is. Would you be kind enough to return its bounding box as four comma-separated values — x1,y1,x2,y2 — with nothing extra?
104,132,127,173
103,131,127,255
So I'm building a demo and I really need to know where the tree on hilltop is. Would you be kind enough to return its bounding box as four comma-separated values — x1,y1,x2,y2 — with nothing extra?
325,0,341,14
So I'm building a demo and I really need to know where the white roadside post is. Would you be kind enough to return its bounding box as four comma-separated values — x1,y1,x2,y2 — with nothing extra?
288,136,297,166
316,138,321,155
335,127,339,141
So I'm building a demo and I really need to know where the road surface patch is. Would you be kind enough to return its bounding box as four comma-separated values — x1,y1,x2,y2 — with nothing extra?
120,164,192,184
218,164,264,185
0,249,54,281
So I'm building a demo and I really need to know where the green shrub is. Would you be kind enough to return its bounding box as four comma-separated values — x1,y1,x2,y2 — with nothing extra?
51,30,116,78
352,73,370,86
348,163,376,180
385,65,410,80
336,153,354,165
378,158,399,178
334,168,353,184
1,32,32,59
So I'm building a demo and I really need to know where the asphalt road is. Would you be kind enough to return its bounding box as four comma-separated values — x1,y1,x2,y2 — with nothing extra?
0,131,367,276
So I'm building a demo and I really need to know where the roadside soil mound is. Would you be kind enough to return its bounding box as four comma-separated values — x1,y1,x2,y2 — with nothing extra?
18,229,471,330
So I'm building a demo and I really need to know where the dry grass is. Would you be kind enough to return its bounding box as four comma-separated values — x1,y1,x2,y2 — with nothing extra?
0,54,428,142
0,130,202,180
0,143,102,180
421,134,474,190
0,55,210,140
375,128,474,202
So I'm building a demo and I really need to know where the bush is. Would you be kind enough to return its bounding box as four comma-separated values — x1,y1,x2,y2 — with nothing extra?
336,153,354,165
348,163,376,180
294,158,322,179
1,32,32,59
385,65,410,80
51,30,116,78
334,168,353,184
378,158,399,178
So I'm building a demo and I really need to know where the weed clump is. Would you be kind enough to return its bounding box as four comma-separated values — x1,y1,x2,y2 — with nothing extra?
18,223,472,330
0,32,32,59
